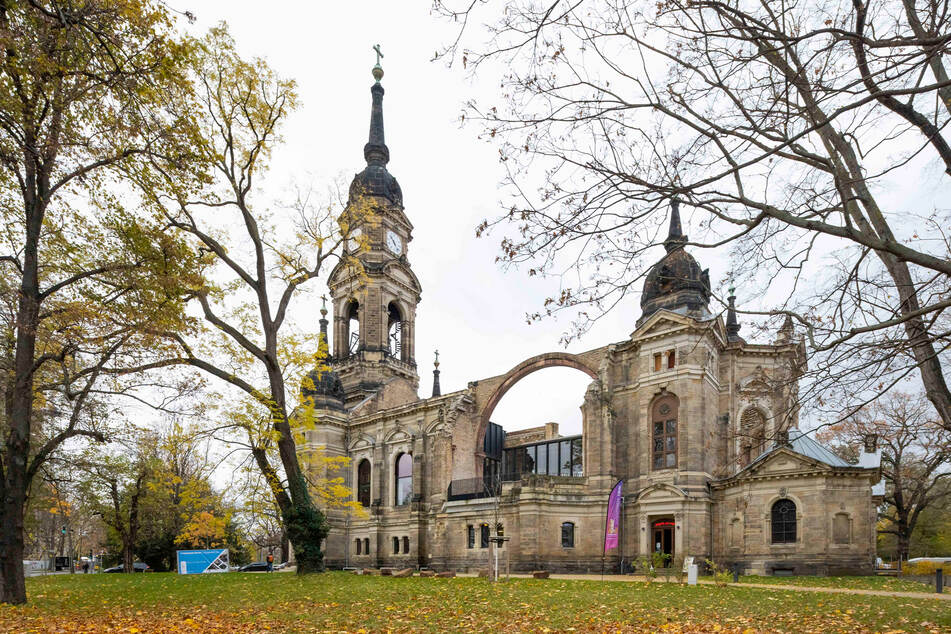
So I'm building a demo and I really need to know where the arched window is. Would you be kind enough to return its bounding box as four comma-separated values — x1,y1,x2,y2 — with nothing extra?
652,395,679,469
402,536,409,553
561,522,575,548
363,537,370,554
387,302,403,360
740,408,767,467
392,536,400,553
357,459,371,508
395,453,413,506
771,499,797,544
480,523,490,548
355,538,362,555
346,299,360,355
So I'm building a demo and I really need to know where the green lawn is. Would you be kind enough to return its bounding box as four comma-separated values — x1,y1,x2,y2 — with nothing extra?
2,571,948,633
735,574,936,593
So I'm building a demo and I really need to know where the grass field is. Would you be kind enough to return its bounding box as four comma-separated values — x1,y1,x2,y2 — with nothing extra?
2,571,948,633
735,574,935,592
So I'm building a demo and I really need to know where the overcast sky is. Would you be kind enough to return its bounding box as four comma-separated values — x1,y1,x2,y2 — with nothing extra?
176,1,944,437
174,1,656,435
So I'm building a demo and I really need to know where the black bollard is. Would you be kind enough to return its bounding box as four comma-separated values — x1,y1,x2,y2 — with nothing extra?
937,568,944,594
733,568,739,583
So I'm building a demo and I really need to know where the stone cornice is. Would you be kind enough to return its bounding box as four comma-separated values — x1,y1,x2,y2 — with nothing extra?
347,389,472,428
710,465,877,489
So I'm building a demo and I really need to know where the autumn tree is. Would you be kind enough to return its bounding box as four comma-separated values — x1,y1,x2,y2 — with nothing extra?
825,392,951,562
436,0,951,430
78,436,159,573
0,0,202,603
135,26,365,573
132,422,241,571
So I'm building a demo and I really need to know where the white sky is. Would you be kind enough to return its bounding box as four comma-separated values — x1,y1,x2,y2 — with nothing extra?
179,1,940,437
178,1,644,434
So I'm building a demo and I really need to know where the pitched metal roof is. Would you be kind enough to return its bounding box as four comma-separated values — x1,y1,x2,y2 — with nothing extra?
751,428,850,468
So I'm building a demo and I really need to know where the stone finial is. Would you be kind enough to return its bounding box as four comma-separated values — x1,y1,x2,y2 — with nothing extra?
431,349,441,397
777,314,795,344
726,285,742,342
318,295,330,347
863,433,878,454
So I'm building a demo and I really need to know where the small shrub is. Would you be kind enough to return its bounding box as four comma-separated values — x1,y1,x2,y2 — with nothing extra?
636,556,656,582
902,561,947,577
704,559,732,587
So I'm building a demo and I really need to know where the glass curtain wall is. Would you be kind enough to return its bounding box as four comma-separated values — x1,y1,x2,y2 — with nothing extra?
501,436,582,480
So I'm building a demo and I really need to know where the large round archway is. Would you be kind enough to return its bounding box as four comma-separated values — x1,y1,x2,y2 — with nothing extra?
476,352,599,450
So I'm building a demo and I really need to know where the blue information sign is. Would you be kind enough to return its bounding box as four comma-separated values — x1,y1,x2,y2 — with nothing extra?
176,549,229,574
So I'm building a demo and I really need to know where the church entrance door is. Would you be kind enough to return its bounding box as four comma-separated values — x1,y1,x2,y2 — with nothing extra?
652,518,675,565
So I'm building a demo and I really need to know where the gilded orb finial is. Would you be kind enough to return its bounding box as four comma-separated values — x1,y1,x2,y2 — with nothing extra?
372,44,384,82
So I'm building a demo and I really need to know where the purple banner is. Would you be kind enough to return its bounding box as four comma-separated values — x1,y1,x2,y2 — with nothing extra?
603,480,623,553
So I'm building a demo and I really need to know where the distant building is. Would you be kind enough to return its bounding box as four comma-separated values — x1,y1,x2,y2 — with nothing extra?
294,64,882,576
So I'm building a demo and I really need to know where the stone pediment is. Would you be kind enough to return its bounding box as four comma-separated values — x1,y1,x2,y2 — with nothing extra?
631,312,692,340
635,482,688,502
348,434,376,452
743,448,831,478
739,368,773,393
631,310,724,344
384,428,413,444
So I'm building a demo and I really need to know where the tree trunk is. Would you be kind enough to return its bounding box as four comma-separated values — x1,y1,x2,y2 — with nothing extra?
0,491,27,604
122,538,134,574
280,531,289,563
1,189,43,604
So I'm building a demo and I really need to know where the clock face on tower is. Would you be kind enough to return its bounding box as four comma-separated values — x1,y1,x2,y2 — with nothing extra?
386,229,403,256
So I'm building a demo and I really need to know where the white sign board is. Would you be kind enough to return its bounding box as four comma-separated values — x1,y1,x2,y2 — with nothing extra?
682,556,694,573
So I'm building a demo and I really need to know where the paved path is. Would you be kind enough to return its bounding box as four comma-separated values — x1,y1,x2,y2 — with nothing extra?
490,573,950,600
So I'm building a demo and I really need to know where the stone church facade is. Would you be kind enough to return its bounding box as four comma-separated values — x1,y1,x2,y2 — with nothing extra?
294,64,882,576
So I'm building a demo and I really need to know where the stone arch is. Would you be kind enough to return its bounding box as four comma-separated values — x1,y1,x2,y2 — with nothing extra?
737,405,769,467
475,352,599,448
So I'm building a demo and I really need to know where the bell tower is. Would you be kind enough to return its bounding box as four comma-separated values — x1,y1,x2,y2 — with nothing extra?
327,48,421,407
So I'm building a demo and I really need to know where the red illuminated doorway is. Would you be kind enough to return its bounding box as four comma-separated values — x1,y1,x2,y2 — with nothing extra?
652,518,675,565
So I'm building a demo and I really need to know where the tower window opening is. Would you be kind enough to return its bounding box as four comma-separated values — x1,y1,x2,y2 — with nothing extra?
346,299,360,355
387,302,403,360
667,349,676,369
654,353,662,372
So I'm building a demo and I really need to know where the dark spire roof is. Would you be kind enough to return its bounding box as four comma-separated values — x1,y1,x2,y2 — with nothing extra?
364,82,389,166
664,199,688,253
639,200,712,324
301,297,345,410
431,349,441,398
348,59,403,206
726,285,743,342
